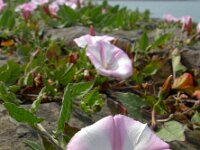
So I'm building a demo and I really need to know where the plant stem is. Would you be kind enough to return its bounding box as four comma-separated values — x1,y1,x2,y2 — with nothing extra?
35,123,64,150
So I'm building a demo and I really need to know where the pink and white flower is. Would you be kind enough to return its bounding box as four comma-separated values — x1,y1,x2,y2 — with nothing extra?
163,14,179,23
48,2,59,16
181,16,192,33
0,0,6,12
55,0,84,9
86,41,133,79
197,22,200,34
67,115,170,150
74,34,115,48
15,2,37,20
31,0,49,6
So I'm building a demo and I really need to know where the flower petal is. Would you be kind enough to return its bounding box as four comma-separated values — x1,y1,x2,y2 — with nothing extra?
197,22,200,34
163,14,179,23
74,34,115,48
67,116,114,150
67,115,171,150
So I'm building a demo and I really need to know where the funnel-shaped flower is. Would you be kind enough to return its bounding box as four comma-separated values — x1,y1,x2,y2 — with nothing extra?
55,0,83,9
197,23,200,34
74,34,115,48
0,0,6,12
31,0,49,6
67,115,170,150
86,41,132,79
15,2,37,20
48,2,59,16
181,16,192,33
163,14,179,23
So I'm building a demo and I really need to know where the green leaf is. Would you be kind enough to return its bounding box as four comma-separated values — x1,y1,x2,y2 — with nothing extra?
41,136,56,150
139,32,149,52
114,92,146,121
0,82,20,104
4,102,43,126
191,111,200,129
70,81,93,97
58,5,79,24
144,95,165,114
142,61,161,77
56,85,72,134
132,69,143,84
0,60,21,86
0,10,15,29
52,64,75,86
81,88,104,113
172,49,187,76
24,140,44,150
30,87,46,113
152,33,171,48
156,121,186,142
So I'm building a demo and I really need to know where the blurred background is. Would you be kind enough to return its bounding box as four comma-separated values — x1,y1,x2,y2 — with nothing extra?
95,0,200,22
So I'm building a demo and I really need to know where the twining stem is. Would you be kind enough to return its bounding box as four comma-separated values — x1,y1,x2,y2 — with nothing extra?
34,123,64,150
151,97,162,129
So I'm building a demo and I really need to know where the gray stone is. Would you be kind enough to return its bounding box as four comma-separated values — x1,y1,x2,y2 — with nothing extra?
181,48,200,68
0,101,111,150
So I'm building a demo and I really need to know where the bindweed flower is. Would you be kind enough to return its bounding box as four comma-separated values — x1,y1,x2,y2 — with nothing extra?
163,14,179,23
74,34,115,48
15,2,37,20
67,115,171,150
197,22,200,34
55,0,84,9
181,16,192,33
31,0,49,6
0,0,6,12
48,2,59,16
86,41,133,79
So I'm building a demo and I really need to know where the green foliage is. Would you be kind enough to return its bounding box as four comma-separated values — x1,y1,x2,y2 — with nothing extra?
56,85,72,135
144,95,165,114
191,111,200,129
172,49,187,77
0,60,21,86
81,88,104,113
0,9,15,29
156,121,186,142
152,33,171,48
0,82,20,104
24,140,45,150
114,92,146,121
142,60,161,77
56,81,94,135
139,32,149,52
4,102,43,126
70,81,94,97
58,5,80,25
30,87,46,113
50,64,75,86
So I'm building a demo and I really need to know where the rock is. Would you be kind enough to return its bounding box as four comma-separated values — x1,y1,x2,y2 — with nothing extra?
44,26,133,51
0,101,111,150
0,104,39,150
44,26,90,47
181,48,200,68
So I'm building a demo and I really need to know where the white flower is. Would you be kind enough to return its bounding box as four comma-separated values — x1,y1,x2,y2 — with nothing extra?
86,41,133,79
67,115,171,150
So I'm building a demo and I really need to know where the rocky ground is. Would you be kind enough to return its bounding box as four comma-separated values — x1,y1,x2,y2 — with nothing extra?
1,26,200,150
